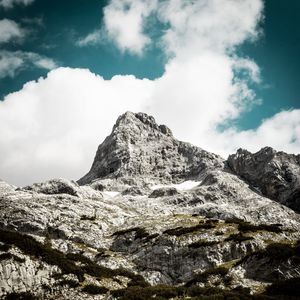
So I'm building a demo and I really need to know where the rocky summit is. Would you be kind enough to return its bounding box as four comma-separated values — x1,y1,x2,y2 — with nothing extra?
1,112,300,300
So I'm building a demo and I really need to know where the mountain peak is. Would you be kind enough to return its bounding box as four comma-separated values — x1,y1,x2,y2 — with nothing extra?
112,111,173,137
78,112,223,185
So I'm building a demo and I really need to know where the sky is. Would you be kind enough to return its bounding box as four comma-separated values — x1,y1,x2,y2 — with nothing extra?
0,0,299,186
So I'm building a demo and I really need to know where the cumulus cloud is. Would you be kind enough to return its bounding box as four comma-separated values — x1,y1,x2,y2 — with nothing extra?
0,0,299,186
0,19,25,43
0,51,58,78
0,0,34,9
0,68,153,185
102,0,157,55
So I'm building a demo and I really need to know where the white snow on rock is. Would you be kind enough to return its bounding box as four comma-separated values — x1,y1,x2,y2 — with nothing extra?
150,180,202,191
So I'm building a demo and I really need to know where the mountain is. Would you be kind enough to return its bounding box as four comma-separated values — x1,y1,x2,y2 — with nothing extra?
0,112,300,300
78,112,224,185
228,147,300,212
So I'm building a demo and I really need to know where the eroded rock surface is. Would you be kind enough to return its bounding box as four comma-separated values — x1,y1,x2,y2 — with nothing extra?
228,147,300,212
1,112,300,299
78,112,224,186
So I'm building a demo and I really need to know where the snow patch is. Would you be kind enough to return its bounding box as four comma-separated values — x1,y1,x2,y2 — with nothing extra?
103,191,120,197
150,180,201,191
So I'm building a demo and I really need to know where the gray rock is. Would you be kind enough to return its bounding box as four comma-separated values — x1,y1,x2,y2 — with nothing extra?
228,147,300,212
23,178,80,197
1,112,300,299
149,187,179,198
78,111,224,185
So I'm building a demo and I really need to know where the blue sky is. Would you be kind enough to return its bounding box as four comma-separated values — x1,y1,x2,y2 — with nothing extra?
0,0,299,185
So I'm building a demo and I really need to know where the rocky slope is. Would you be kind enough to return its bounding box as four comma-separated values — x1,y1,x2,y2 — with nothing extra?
0,112,300,300
78,112,224,186
228,147,300,212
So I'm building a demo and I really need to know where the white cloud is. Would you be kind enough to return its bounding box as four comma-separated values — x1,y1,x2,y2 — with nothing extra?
0,0,299,186
0,68,153,185
0,51,58,78
77,30,102,47
203,109,300,157
0,19,25,43
103,0,157,55
0,0,34,9
0,51,23,78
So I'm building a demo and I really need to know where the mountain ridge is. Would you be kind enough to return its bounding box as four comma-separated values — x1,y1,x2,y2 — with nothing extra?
0,111,300,299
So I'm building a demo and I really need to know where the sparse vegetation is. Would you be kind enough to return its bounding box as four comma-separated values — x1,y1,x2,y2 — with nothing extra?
111,284,283,300
4,292,38,300
185,267,229,287
0,252,25,263
0,243,11,251
265,277,300,297
0,229,148,286
112,226,159,244
82,284,108,295
224,218,282,233
238,223,282,233
80,209,97,221
80,215,96,221
237,241,300,267
95,248,111,258
263,242,295,260
225,233,254,243
58,279,79,288
188,240,220,248
215,230,224,236
163,222,215,236
112,227,149,240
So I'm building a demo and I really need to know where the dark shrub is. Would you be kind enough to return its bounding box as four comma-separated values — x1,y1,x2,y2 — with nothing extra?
265,277,300,297
185,267,229,287
82,284,108,295
164,222,215,236
238,223,282,233
113,227,149,239
0,243,11,251
5,292,38,300
189,240,219,248
58,279,79,288
264,243,295,260
0,252,25,263
80,215,96,221
225,233,253,243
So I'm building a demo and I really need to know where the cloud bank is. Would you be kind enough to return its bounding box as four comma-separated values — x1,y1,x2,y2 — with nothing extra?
0,0,299,186
0,0,34,9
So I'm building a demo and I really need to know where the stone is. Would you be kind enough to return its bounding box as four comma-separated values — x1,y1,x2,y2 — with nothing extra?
228,147,300,212
0,112,300,299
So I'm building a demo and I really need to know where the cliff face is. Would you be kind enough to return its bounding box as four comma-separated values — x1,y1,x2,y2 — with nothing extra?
228,147,300,212
1,112,300,300
78,112,224,185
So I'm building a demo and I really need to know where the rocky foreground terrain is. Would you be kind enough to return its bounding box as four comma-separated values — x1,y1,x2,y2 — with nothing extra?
1,112,300,300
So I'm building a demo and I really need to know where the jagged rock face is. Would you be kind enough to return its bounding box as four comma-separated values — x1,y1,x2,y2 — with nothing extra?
23,178,80,197
1,112,300,299
78,112,224,185
228,147,300,212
